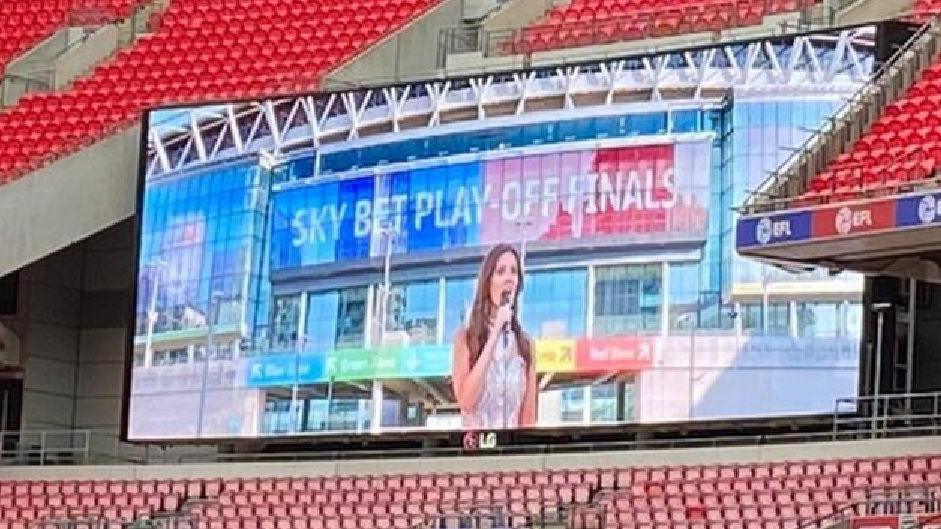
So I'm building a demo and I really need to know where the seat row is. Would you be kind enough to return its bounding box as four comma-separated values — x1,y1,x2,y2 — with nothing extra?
2,455,938,497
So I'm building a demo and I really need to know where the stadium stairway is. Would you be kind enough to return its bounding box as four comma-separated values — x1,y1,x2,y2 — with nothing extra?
0,0,461,279
1,0,168,109
1,447,941,529
740,13,941,214
0,0,152,81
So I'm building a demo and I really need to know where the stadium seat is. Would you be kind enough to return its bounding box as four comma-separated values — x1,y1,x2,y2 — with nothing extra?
1,454,939,529
512,0,820,55
799,4,941,206
0,0,441,184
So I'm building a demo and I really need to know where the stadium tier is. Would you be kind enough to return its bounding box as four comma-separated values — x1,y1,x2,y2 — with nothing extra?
1,454,940,529
916,0,941,20
0,0,146,77
0,0,440,183
802,65,941,203
511,0,818,54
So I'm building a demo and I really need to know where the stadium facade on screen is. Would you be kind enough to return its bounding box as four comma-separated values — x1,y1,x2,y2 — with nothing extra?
130,32,874,441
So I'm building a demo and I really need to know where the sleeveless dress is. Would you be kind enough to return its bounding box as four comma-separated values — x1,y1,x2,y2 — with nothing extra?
462,331,527,430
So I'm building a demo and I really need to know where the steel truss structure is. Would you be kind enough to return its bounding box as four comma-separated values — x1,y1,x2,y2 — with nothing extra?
146,27,875,178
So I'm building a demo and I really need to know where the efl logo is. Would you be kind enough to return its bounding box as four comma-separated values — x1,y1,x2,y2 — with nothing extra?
834,206,872,235
918,195,938,225
755,217,791,245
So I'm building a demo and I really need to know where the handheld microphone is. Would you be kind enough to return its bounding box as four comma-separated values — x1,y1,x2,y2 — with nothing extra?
500,290,511,349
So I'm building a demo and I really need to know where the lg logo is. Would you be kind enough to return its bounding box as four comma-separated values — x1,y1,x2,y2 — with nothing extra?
462,431,497,450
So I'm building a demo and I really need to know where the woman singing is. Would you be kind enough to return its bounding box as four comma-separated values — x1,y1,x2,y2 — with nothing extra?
452,244,537,429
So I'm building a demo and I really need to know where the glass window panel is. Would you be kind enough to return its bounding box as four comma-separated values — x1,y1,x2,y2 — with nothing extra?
668,262,699,330
767,302,790,335
444,277,475,342
560,387,584,422
742,302,762,331
271,295,301,350
304,287,367,352
523,269,586,338
797,302,840,338
591,384,617,422
386,280,440,346
845,302,863,338
594,264,662,335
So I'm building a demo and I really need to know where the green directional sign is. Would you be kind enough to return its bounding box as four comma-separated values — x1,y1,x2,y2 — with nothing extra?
324,345,452,381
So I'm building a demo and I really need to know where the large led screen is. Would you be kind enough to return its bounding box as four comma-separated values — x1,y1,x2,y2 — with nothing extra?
130,82,863,440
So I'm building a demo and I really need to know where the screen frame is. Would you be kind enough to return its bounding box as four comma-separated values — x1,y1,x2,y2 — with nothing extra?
122,29,872,445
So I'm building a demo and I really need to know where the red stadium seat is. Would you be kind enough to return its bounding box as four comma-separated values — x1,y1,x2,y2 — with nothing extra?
509,0,818,54
0,0,441,183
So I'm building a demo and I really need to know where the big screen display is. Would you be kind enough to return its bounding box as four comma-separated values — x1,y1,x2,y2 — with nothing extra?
130,89,861,440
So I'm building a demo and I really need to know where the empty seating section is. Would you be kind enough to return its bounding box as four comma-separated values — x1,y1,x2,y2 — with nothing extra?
803,60,941,204
599,456,941,529
0,454,938,529
915,0,941,21
0,0,439,183
513,0,818,54
0,0,144,77
0,479,182,529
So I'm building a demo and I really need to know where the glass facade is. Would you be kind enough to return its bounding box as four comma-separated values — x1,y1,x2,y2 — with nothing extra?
136,163,267,339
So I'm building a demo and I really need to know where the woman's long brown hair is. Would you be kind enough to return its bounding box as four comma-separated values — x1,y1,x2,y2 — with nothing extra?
465,244,532,369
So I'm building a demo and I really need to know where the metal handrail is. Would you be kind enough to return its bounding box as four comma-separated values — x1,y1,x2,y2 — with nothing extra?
0,392,938,466
0,429,91,466
740,18,941,215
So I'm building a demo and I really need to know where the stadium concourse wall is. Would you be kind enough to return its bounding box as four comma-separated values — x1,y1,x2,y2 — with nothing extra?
0,436,939,480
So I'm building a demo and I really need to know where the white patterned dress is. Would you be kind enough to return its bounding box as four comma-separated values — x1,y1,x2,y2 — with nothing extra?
462,332,526,429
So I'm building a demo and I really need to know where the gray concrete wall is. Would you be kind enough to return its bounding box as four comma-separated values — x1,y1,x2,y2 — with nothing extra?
323,0,465,89
835,0,914,25
0,125,139,280
482,0,558,33
0,435,939,480
74,221,135,435
53,25,120,89
13,220,134,433
16,249,84,431
2,26,120,107
463,0,502,22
